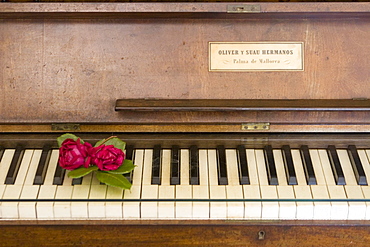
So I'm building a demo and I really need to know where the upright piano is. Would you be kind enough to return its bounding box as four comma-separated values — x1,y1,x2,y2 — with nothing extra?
1,1,370,246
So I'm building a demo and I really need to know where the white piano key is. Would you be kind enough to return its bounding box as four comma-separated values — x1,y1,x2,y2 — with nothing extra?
208,149,226,219
318,149,348,220
294,185,315,219
88,174,107,219
1,150,34,219
345,185,366,220
363,150,370,180
192,149,209,219
140,149,158,219
36,149,59,219
158,149,175,219
274,149,296,219
225,149,243,219
1,185,23,219
19,150,42,219
311,149,333,220
176,149,192,219
105,186,124,219
70,172,92,219
0,149,15,184
0,150,11,217
123,149,144,219
54,170,73,219
358,150,370,219
247,149,259,186
243,185,261,219
255,149,278,219
0,185,5,218
337,150,366,220
291,149,314,219
243,149,261,219
310,186,331,220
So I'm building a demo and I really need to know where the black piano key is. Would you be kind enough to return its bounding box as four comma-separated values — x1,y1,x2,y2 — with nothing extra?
72,177,83,185
53,165,66,185
124,145,134,183
348,145,367,185
300,145,317,185
170,145,180,185
263,145,278,185
237,145,250,185
5,145,25,184
282,145,298,185
0,146,4,162
327,145,346,185
125,145,134,160
189,145,199,185
151,145,161,185
33,145,52,185
216,145,228,185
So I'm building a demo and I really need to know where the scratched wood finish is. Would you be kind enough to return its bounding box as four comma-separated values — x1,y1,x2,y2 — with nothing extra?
1,3,370,128
1,220,370,246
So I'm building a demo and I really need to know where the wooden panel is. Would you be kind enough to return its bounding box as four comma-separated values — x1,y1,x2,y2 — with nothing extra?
1,220,370,246
1,3,370,126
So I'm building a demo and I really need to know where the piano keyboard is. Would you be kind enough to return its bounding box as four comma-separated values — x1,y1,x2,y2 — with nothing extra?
1,145,370,220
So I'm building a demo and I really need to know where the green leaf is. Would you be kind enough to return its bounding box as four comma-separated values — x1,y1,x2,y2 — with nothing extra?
96,171,132,190
57,133,83,147
107,159,135,174
94,137,126,151
67,166,98,178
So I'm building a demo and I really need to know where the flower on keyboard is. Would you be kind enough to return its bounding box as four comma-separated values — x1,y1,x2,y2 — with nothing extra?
58,138,92,170
90,144,125,171
57,133,135,190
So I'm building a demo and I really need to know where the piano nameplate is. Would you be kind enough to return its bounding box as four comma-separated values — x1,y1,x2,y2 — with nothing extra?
209,42,304,71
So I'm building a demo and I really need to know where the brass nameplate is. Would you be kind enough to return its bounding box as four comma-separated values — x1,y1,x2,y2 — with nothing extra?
241,123,270,130
209,42,304,71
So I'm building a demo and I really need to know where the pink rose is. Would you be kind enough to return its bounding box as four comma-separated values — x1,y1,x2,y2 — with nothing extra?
90,145,125,171
58,138,92,170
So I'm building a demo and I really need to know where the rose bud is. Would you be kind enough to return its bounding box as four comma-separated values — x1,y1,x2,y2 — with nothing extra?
91,145,125,171
58,138,92,170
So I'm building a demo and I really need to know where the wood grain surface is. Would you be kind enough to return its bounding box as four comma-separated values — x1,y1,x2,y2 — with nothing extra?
1,220,370,246
1,2,370,128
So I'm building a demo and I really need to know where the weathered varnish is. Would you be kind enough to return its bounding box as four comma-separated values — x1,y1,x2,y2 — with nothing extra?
1,2,370,132
2,2,370,246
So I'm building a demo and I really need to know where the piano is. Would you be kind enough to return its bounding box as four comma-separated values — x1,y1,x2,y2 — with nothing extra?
1,1,370,246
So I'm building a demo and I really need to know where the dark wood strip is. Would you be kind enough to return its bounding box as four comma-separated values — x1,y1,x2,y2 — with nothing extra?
116,99,370,112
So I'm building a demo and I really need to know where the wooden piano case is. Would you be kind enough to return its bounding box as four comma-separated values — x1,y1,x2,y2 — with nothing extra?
2,1,370,246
